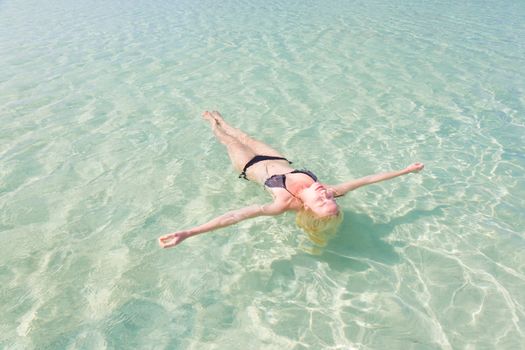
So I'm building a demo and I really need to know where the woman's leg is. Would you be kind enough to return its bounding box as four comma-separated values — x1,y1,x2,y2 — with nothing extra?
203,112,254,172
210,111,285,157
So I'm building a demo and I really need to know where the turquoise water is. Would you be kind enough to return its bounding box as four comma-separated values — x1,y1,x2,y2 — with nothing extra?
1,0,524,348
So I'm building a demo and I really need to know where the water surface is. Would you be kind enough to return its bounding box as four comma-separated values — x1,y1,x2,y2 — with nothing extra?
1,0,524,349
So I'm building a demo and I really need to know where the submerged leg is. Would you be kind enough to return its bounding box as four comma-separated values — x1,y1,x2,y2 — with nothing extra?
203,111,254,172
210,111,285,157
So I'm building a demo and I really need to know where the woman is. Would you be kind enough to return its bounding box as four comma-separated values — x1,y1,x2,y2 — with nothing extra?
159,111,424,248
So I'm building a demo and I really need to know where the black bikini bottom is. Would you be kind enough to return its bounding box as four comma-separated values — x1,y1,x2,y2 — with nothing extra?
239,155,292,180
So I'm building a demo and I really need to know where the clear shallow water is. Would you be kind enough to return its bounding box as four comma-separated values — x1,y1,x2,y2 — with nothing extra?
1,0,524,348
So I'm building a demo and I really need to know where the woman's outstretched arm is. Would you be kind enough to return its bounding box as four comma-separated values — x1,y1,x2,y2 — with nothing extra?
331,162,424,197
158,202,286,248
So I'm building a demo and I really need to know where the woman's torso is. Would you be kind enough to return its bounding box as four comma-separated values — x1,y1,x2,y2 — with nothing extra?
246,159,318,209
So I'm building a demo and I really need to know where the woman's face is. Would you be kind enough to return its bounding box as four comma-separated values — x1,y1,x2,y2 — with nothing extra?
300,183,340,217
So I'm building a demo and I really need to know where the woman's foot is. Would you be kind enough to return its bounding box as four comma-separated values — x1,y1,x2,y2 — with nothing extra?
210,111,247,140
202,110,216,123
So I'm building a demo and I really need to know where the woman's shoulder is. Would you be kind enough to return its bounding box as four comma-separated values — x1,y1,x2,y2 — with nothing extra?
276,194,304,212
260,199,291,215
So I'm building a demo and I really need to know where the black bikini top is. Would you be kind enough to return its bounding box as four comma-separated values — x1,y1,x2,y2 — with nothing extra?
264,170,318,196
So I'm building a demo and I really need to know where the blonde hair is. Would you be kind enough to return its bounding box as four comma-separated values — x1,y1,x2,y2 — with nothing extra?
296,209,344,246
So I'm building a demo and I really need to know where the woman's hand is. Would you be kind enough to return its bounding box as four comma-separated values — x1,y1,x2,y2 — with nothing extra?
158,231,189,248
405,162,425,173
